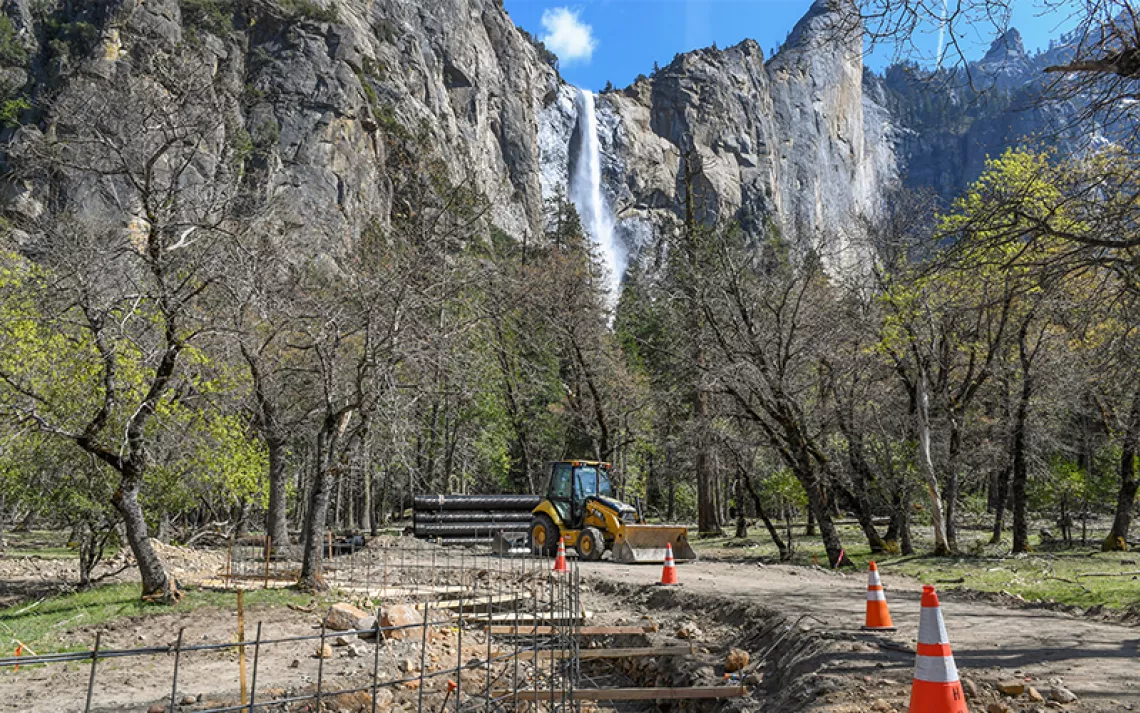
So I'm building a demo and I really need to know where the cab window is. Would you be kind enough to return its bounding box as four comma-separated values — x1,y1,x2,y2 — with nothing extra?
551,463,572,498
576,466,598,496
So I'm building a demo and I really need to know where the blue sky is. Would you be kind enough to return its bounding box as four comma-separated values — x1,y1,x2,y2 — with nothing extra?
501,1,1080,91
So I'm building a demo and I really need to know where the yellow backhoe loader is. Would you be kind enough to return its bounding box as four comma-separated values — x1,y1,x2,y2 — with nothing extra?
528,460,696,564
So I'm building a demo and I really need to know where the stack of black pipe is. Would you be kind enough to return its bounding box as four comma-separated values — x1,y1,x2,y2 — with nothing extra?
412,494,540,546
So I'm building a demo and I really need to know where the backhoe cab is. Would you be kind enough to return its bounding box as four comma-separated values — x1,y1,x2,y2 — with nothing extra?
529,460,696,564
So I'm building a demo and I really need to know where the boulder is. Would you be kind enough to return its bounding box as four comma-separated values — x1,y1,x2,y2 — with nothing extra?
997,680,1025,696
1049,687,1078,704
381,604,424,640
986,704,1012,713
1027,686,1044,703
325,602,370,632
316,643,333,659
871,699,891,712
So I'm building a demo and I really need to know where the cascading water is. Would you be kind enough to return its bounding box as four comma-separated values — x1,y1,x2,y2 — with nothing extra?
569,88,625,301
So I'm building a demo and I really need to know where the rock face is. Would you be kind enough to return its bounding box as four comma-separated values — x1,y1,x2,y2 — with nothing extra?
584,0,895,271
0,0,1093,277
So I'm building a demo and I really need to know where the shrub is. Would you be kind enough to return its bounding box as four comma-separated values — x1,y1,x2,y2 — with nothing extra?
0,14,27,66
279,0,339,24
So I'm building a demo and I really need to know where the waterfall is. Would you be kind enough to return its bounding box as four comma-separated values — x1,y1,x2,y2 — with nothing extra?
569,88,625,300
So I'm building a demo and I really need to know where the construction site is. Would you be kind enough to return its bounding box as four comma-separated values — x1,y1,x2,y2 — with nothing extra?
2,504,1139,713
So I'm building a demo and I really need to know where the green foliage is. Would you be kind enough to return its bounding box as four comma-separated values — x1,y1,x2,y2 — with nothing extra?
0,96,29,126
278,0,339,24
0,14,27,66
41,18,99,69
180,0,235,35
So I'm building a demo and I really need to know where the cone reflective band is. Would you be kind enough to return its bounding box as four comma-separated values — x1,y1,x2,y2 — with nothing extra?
909,585,967,713
658,542,679,585
553,538,569,573
862,561,895,630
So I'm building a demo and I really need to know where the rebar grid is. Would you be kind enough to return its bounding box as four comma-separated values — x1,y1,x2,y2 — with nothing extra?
1,538,583,713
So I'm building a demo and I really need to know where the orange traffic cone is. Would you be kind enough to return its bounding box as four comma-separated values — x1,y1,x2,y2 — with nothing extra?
862,561,895,631
552,538,569,573
657,543,680,585
909,585,968,713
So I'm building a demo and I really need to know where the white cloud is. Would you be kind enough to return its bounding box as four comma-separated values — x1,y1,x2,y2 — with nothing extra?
541,7,597,64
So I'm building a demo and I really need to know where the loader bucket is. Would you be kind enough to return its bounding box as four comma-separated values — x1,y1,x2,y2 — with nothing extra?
611,525,698,564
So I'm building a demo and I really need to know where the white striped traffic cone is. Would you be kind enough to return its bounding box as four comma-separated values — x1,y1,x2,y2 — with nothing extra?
862,561,895,630
909,585,967,713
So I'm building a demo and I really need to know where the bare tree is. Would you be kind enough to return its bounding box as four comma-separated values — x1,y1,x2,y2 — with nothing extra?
0,52,250,601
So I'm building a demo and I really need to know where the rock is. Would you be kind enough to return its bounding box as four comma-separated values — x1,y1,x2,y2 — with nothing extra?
372,687,394,712
962,678,979,700
325,603,370,632
316,644,333,659
1050,687,1078,703
724,648,750,673
871,699,891,711
333,634,354,646
290,659,301,668
356,615,378,638
675,624,703,640
398,657,417,673
997,680,1025,696
987,704,1013,713
148,706,165,713
181,695,197,705
1028,686,1045,702
381,604,424,641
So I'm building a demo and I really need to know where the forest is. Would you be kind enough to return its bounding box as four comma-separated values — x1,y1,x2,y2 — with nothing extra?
1,0,1140,605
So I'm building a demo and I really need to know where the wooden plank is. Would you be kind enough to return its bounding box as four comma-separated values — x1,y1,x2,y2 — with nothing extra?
514,645,691,661
415,594,523,612
333,584,470,599
458,610,590,624
505,687,749,702
486,625,653,636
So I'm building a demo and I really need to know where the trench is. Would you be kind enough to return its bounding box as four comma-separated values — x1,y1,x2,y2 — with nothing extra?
586,579,841,713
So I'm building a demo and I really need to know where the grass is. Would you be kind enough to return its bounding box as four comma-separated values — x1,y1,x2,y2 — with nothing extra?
692,521,1140,611
0,583,319,654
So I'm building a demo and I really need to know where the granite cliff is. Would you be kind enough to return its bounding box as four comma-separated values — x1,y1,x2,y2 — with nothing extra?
0,0,1084,275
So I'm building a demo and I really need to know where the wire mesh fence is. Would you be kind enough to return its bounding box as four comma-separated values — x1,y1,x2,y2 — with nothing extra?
0,538,584,713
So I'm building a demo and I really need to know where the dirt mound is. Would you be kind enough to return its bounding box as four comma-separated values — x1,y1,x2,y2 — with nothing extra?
149,539,227,582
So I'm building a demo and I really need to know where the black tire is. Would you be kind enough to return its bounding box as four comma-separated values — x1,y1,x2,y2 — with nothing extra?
578,527,605,562
530,514,559,557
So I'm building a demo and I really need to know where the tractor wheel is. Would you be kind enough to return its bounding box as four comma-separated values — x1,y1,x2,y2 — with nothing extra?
578,527,605,562
529,514,559,557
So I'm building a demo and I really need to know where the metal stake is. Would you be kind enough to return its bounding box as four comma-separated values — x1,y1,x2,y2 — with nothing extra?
169,628,184,713
83,631,101,713
248,622,262,712
316,623,327,711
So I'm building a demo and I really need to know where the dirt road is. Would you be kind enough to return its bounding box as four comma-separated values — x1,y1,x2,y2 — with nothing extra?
581,558,1140,711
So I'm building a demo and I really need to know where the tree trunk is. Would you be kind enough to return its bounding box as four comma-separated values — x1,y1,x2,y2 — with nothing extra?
990,466,1011,544
944,418,962,551
266,437,290,547
916,362,951,556
112,473,175,601
1011,337,1033,554
733,468,748,538
299,411,351,590
742,469,789,560
1104,390,1140,550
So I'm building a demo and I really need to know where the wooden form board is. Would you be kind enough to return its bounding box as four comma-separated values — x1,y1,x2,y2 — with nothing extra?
486,625,653,636
332,584,470,599
513,645,692,661
505,686,749,702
